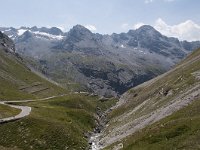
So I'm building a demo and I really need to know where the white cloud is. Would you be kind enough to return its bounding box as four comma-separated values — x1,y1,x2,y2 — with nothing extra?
133,22,145,29
132,18,200,41
154,18,200,41
121,23,129,29
57,26,66,32
85,25,97,32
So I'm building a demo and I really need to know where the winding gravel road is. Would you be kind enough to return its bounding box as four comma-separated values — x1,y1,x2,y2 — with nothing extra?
0,102,31,123
0,94,67,124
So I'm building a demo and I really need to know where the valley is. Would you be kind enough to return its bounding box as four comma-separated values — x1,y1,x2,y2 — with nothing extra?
0,21,200,150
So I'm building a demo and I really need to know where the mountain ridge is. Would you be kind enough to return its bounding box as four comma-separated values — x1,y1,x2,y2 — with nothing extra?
1,25,200,97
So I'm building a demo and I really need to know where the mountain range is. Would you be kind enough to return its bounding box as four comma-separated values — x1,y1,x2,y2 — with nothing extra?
1,25,200,97
0,24,200,150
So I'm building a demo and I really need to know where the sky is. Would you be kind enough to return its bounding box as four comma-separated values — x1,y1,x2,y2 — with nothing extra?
0,0,200,41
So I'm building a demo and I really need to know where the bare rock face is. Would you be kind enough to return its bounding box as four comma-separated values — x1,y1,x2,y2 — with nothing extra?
0,31,15,53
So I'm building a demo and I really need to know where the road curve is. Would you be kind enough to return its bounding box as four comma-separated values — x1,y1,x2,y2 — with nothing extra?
0,102,31,124
0,94,67,124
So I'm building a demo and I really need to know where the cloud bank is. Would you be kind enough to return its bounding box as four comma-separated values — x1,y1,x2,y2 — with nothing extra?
154,18,200,41
133,22,145,29
133,18,200,41
85,25,97,32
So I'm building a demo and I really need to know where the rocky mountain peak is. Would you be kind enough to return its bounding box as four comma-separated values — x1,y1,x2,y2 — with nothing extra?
69,25,92,36
48,27,63,35
137,25,156,31
62,24,94,44
30,26,38,31
136,25,162,37
39,27,63,35
16,30,33,42
72,24,90,31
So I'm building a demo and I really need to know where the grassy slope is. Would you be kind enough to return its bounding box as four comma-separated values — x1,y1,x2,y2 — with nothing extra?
123,97,200,150
0,48,118,149
0,94,117,150
110,49,200,119
0,49,66,100
105,48,200,149
0,104,20,119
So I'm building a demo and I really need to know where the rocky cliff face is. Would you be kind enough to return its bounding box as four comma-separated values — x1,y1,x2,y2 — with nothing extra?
1,25,200,97
0,31,15,53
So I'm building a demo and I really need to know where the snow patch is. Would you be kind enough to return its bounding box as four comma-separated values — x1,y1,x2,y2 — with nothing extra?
120,44,126,48
33,31,64,40
8,35,13,38
4,29,11,32
18,29,27,36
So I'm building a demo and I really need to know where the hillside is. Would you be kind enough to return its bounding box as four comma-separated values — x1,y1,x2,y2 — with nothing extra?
92,48,200,149
0,32,67,100
1,25,200,97
0,31,118,149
